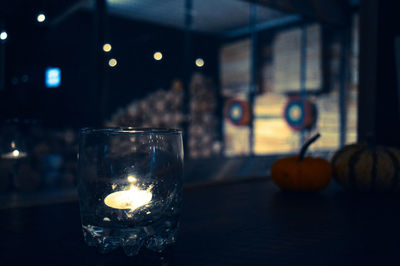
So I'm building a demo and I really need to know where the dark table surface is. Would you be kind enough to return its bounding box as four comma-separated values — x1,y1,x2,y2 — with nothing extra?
1,178,400,266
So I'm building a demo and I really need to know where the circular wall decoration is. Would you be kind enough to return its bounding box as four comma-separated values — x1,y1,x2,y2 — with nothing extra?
224,98,251,126
284,96,317,131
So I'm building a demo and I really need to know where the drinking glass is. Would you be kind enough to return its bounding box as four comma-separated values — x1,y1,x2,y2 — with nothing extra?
78,128,183,256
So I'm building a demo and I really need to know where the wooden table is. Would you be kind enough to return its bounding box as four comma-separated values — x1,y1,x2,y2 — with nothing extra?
1,178,400,266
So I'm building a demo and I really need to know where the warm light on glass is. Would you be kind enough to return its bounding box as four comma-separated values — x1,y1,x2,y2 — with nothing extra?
153,51,163,61
195,58,204,67
0,31,7,40
103,43,112,52
37,13,46,23
127,175,137,183
108,58,117,67
104,185,152,211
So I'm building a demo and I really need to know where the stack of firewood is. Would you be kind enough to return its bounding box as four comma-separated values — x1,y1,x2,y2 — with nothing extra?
106,80,184,129
107,74,220,159
188,73,220,158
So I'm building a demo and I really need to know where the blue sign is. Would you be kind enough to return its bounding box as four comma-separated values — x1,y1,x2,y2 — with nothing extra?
45,67,61,88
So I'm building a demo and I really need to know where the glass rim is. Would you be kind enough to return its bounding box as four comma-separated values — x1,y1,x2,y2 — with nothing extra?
80,127,182,135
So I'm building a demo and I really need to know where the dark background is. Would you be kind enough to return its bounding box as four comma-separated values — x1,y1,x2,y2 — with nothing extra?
0,7,219,128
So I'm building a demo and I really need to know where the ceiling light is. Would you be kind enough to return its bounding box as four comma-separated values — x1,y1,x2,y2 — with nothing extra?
103,43,112,52
37,13,46,23
195,58,204,67
0,31,8,41
109,58,117,67
153,51,163,61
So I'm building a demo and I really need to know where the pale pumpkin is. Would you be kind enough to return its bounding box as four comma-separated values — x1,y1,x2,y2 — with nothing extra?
331,144,400,191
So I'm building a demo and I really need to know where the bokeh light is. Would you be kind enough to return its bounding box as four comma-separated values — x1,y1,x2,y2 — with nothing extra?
153,51,163,61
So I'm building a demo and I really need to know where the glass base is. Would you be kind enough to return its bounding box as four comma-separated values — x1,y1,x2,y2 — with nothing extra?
82,219,179,256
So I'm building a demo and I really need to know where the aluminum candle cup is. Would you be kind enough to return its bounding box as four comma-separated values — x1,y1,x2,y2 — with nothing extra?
78,128,183,256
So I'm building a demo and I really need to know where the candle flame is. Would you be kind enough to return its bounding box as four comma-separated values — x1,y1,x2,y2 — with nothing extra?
127,175,137,183
12,150,20,157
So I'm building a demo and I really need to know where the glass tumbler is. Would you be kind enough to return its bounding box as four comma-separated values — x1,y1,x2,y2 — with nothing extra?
78,128,183,256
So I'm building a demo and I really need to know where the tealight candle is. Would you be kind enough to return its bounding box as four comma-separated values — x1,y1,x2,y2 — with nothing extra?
104,184,152,211
1,149,27,159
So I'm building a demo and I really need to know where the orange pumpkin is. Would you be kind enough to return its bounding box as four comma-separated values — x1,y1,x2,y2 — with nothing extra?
271,133,332,191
